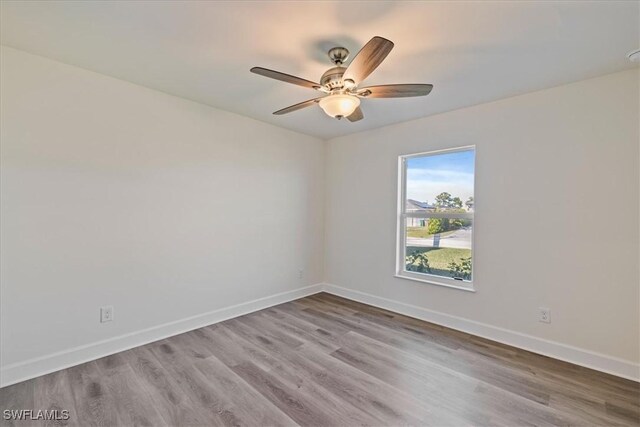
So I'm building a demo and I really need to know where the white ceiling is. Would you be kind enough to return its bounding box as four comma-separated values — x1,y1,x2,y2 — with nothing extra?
1,1,638,139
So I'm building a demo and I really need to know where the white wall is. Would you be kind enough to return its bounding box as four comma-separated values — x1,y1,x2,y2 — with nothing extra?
325,69,639,367
0,47,325,376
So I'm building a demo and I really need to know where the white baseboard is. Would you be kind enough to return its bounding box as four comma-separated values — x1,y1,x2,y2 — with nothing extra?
0,283,324,388
322,283,640,382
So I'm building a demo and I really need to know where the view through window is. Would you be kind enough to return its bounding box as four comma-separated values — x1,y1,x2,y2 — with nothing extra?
398,147,475,287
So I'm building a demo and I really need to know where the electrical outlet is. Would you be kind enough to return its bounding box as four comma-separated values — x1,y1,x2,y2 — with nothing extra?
100,306,114,323
298,269,304,279
539,307,551,323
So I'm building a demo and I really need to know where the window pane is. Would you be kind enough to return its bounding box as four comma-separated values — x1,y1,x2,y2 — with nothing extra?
405,149,474,213
405,217,473,281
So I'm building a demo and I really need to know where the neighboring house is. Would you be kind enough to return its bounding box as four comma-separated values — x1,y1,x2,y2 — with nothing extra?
405,199,435,226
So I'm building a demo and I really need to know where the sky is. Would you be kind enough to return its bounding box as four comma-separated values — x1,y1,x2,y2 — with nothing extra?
406,149,475,204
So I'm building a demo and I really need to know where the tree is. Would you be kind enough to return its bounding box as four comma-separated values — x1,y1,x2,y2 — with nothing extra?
435,192,453,208
427,218,444,234
435,192,463,209
432,192,466,232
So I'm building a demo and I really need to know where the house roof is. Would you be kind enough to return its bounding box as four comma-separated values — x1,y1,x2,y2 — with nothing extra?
406,199,435,210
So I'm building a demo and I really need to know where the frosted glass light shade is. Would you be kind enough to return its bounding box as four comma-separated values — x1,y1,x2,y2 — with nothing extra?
319,94,360,118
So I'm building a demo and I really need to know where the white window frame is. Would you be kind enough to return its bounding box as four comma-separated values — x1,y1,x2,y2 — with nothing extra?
395,145,476,292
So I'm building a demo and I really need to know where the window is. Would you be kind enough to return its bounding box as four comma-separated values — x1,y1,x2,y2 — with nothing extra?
396,146,475,290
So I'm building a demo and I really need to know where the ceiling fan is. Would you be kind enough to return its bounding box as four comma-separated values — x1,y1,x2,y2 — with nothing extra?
250,36,433,122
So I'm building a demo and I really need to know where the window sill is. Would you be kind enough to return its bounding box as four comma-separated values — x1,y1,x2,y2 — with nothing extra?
394,272,476,292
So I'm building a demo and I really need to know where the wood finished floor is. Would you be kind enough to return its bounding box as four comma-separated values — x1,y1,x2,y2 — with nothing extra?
1,292,639,427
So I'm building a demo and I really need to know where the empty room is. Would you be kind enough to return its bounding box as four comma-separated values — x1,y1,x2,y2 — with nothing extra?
1,1,639,426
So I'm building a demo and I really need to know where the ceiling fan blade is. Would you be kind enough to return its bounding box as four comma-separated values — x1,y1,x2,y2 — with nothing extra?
251,67,322,90
273,97,325,115
358,84,433,98
346,106,364,122
343,36,394,85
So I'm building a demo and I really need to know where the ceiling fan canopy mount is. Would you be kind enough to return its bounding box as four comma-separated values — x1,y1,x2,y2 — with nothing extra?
251,36,433,122
327,46,350,65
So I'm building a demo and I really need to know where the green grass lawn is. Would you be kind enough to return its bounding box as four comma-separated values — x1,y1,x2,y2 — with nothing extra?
405,246,472,278
406,226,456,239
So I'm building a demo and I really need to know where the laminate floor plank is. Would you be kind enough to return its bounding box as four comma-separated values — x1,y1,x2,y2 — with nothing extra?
332,332,579,426
198,324,283,373
0,378,35,427
193,355,296,427
251,310,342,353
268,339,434,426
265,307,350,349
172,329,217,361
226,316,424,425
96,359,166,427
146,338,248,426
121,347,211,426
303,302,553,406
221,318,384,426
231,361,339,426
66,361,119,427
1,292,638,426
33,370,79,427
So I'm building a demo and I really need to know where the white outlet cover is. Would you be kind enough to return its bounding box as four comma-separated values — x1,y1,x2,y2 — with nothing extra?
539,307,551,323
100,306,114,323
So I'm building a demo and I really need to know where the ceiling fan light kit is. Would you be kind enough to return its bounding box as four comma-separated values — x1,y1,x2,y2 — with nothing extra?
251,36,433,123
318,94,360,118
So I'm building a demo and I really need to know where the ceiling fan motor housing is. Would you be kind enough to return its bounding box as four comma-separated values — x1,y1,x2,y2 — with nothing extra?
320,66,347,90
